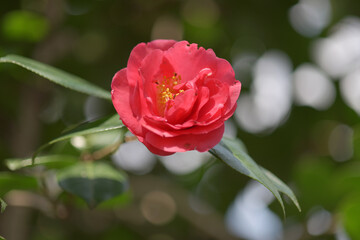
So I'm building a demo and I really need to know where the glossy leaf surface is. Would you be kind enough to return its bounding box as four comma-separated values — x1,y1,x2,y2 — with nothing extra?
5,155,78,171
33,114,124,160
209,137,301,214
0,54,111,100
57,162,128,208
0,173,38,196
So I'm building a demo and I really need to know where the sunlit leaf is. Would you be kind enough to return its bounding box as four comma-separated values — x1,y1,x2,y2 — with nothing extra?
5,155,78,171
0,235,5,240
0,173,38,196
57,162,128,208
340,194,360,240
33,114,124,160
333,163,360,202
0,54,111,100
0,198,6,213
1,10,48,42
209,137,301,214
98,191,132,209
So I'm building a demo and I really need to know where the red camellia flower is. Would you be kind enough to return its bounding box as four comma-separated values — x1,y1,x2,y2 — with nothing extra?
111,40,241,156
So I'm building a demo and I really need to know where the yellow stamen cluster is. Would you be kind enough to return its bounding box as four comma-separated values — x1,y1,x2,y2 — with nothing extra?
156,73,183,104
155,73,184,113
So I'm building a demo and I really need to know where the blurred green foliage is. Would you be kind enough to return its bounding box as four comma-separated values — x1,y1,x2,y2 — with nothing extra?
1,10,48,42
1,0,360,240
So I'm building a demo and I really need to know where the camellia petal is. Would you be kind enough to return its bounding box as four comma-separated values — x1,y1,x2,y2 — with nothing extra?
144,124,225,153
111,40,241,155
111,69,143,138
148,39,177,51
165,88,197,124
225,81,242,115
164,41,219,82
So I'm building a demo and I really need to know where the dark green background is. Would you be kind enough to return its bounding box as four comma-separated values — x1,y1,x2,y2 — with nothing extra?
1,0,360,239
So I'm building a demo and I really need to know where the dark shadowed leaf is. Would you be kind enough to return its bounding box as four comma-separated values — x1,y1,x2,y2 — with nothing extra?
0,173,38,196
0,54,111,100
0,198,6,213
5,155,78,171
33,114,124,161
57,162,128,208
209,137,301,214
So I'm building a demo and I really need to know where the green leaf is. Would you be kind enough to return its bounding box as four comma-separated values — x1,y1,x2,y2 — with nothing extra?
33,114,124,161
261,167,301,212
340,194,360,240
0,54,111,100
0,235,5,240
0,173,38,196
5,155,78,171
57,162,128,208
98,191,132,209
209,137,301,214
0,198,7,213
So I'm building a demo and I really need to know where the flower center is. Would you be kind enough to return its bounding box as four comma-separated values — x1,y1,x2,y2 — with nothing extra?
155,72,184,115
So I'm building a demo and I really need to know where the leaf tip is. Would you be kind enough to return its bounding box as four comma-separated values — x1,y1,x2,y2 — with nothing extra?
0,198,7,214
